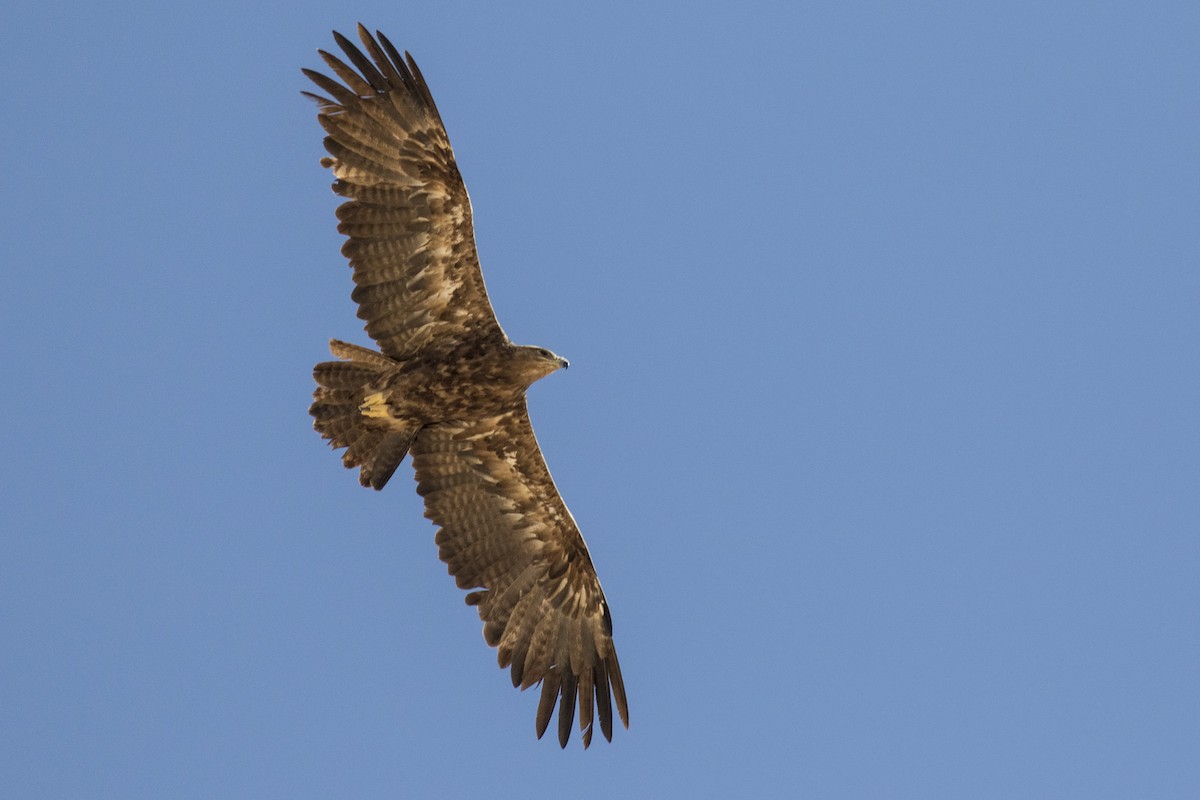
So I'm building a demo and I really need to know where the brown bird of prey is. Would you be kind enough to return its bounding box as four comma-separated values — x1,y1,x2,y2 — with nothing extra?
303,25,628,748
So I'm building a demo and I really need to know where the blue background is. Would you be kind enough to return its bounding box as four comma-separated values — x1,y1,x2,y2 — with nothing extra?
4,1,1197,797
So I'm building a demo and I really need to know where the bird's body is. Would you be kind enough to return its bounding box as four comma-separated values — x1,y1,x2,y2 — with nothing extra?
342,341,565,433
304,25,627,748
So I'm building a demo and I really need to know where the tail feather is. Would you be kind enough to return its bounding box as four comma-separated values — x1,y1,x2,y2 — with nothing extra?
363,430,414,490
313,360,381,390
311,339,416,490
328,339,397,368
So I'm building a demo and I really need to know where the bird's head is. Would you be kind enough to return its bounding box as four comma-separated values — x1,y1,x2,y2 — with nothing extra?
511,344,569,385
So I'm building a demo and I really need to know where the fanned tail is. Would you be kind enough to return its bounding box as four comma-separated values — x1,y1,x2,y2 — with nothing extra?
310,339,416,490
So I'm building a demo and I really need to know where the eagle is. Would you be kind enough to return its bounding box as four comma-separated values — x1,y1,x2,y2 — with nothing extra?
303,25,628,748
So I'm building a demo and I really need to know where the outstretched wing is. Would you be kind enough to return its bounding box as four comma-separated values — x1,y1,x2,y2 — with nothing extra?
410,402,628,748
303,25,505,360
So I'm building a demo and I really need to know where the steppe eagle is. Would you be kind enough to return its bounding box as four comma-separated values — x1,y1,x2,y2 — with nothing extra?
304,25,628,748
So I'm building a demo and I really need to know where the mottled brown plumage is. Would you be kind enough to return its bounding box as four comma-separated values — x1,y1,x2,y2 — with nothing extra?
305,25,627,748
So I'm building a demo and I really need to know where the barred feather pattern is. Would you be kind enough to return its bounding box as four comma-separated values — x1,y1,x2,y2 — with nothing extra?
303,24,506,361
411,405,628,748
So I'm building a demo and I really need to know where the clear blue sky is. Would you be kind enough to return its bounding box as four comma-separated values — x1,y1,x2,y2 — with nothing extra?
3,1,1197,797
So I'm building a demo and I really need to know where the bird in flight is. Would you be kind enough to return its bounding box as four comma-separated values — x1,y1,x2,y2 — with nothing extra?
303,24,628,748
